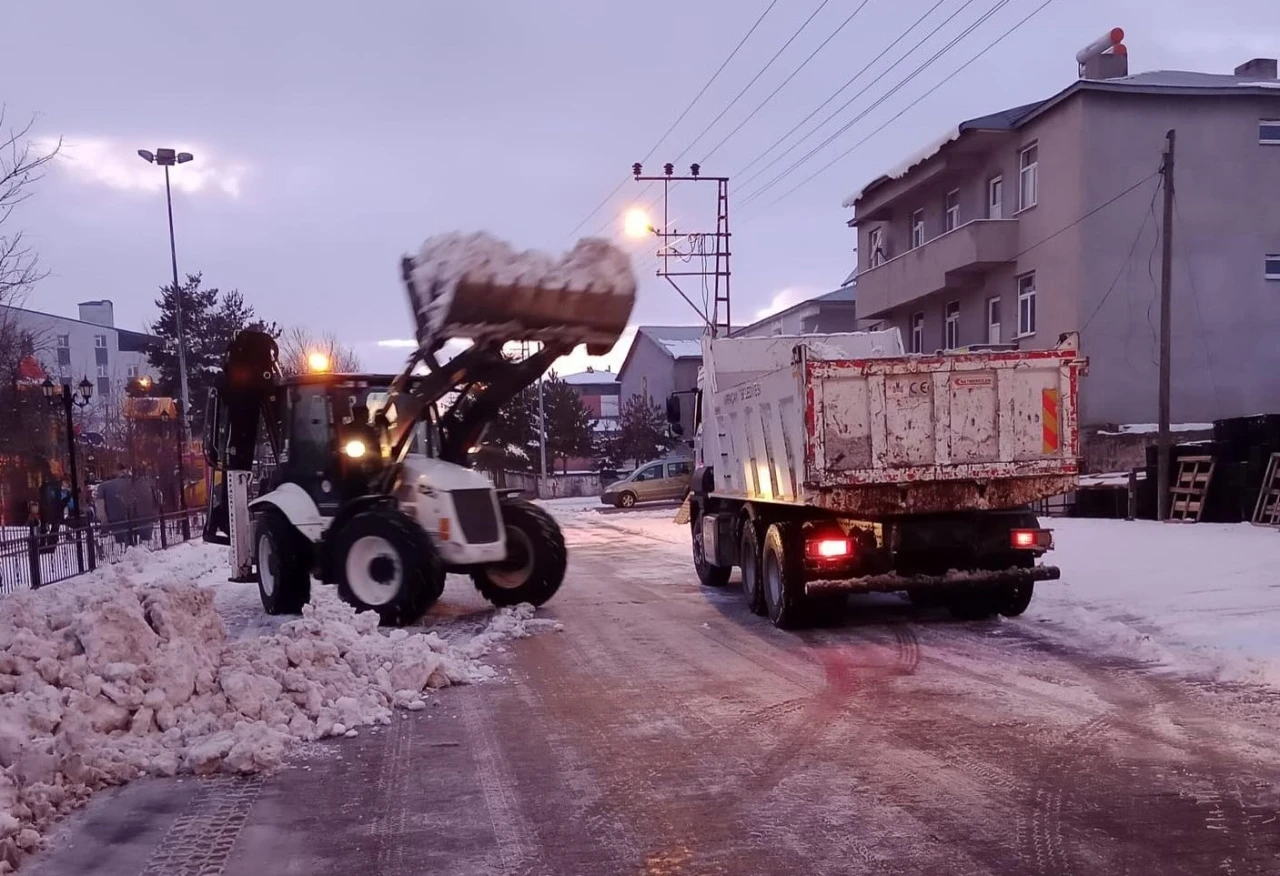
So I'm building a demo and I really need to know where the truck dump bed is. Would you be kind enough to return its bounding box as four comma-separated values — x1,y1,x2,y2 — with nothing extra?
706,333,1085,517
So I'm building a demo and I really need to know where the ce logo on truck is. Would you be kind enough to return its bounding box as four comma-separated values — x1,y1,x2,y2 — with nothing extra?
890,379,932,397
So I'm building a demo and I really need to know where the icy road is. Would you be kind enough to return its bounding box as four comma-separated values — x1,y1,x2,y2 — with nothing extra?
25,502,1280,876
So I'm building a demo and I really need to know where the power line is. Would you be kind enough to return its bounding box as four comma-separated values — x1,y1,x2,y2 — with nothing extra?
563,0,780,240
701,0,876,165
755,0,1060,210
1081,177,1161,333
742,0,1012,208
730,0,954,184
1173,196,1225,413
670,0,835,164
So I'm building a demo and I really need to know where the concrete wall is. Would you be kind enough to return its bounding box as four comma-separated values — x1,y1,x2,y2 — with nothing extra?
1077,92,1280,423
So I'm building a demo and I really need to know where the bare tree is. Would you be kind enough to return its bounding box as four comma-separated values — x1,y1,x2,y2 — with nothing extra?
277,326,362,376
0,109,59,309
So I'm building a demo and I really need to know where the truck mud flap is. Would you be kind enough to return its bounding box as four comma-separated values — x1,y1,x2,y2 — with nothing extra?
806,564,1061,596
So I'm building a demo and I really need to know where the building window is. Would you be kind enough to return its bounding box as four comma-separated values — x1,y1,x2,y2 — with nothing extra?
1018,144,1038,210
1017,273,1037,336
868,227,884,266
126,364,140,378
944,190,960,232
56,334,70,349
944,302,960,350
93,334,107,348
97,377,110,398
96,364,108,378
1266,254,1280,280
600,395,619,418
58,363,70,378
987,297,1001,345
910,312,924,354
910,209,925,249
988,176,1003,219
1260,120,1280,145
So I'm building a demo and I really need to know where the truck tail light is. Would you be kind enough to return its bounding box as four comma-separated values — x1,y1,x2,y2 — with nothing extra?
807,536,853,560
1011,528,1052,550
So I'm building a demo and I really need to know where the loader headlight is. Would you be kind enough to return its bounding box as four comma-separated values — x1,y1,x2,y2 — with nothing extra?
342,439,368,459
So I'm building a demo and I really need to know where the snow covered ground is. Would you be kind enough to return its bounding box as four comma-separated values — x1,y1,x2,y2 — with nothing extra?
0,542,561,872
545,498,1280,690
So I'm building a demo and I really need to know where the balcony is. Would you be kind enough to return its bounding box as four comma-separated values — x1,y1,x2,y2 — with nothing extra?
857,219,1019,318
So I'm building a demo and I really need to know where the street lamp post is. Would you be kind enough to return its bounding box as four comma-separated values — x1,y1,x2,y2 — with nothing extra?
137,148,194,418
43,377,93,572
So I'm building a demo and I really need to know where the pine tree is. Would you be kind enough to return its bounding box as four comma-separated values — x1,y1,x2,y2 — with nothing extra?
542,374,595,474
614,393,674,466
146,273,278,432
473,385,538,473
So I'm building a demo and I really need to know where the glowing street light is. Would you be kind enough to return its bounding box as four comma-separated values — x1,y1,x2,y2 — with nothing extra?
307,351,331,373
623,207,652,239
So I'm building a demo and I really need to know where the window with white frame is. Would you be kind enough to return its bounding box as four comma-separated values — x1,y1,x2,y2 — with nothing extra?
1266,254,1280,280
1260,120,1280,145
944,190,960,232
56,334,70,349
1017,273,1037,336
910,209,925,249
944,302,960,349
58,363,69,378
986,297,1001,345
96,364,108,377
93,334,107,348
910,312,924,353
127,364,140,378
1018,143,1038,210
988,176,1003,219
868,227,884,266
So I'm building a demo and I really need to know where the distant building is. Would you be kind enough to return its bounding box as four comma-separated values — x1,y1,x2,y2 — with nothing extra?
0,299,159,409
617,325,705,417
846,48,1280,425
560,365,622,448
734,281,858,338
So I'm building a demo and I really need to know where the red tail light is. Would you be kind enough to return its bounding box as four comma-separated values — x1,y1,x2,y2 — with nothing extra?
807,537,853,560
1011,528,1052,550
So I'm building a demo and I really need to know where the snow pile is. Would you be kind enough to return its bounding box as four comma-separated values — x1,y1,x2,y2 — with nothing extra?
841,126,961,208
659,339,703,359
405,231,636,346
0,578,561,871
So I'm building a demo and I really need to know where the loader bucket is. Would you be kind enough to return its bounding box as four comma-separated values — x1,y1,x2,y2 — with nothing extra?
403,232,636,356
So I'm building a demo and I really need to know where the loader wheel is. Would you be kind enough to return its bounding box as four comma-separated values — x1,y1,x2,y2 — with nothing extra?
618,491,637,509
254,509,311,615
334,506,443,627
472,501,567,607
691,513,731,588
740,522,766,615
762,522,809,630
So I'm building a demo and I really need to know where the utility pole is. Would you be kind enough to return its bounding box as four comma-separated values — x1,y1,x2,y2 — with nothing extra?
1157,129,1176,521
631,163,732,337
537,361,548,497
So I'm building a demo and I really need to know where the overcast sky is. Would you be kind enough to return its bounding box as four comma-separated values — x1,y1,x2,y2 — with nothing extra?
3,0,1271,374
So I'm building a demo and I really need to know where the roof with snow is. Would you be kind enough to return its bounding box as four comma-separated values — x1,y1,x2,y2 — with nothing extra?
844,67,1280,208
732,280,857,338
635,325,707,360
559,369,618,386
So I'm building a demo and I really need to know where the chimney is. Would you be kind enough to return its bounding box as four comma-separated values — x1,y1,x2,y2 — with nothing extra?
1234,58,1278,80
1076,27,1129,81
77,299,115,328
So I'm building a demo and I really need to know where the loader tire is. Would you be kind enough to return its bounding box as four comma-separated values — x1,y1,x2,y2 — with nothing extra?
995,581,1034,617
334,506,443,627
762,522,810,630
740,522,766,615
691,513,731,588
472,500,567,607
254,509,311,615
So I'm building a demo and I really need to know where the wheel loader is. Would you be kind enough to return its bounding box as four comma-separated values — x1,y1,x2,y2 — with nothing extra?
200,232,636,626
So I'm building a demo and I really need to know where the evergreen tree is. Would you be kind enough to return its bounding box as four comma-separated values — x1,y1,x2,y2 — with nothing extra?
473,385,538,473
542,374,595,474
614,393,674,466
146,273,277,432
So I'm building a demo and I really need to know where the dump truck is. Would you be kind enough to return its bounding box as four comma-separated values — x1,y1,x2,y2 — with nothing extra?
202,232,636,626
674,329,1086,628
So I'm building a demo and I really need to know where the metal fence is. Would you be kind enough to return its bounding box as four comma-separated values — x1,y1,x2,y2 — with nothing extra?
0,509,207,595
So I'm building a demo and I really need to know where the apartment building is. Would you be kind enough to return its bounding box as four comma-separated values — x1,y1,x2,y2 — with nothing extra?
847,52,1280,425
0,299,159,410
734,281,858,338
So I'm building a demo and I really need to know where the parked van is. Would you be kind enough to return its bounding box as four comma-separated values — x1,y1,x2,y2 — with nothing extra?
600,457,693,508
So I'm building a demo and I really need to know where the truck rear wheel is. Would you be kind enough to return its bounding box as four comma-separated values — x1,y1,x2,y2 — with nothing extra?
740,522,766,615
334,506,444,627
691,513,731,588
472,500,567,607
254,509,311,615
762,522,808,629
948,588,998,621
996,582,1034,617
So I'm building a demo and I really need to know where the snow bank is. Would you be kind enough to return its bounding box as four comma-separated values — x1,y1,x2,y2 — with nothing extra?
405,231,635,347
0,574,560,871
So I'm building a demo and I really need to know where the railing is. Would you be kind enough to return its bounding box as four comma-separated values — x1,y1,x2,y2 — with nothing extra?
0,508,207,595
